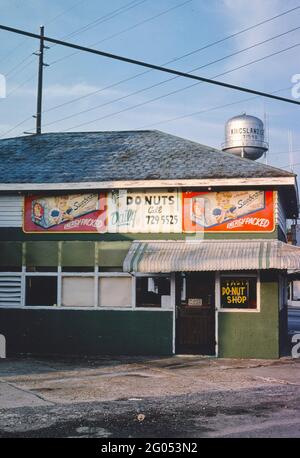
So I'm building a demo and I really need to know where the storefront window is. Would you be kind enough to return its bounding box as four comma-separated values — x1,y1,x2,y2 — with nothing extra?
62,277,94,307
136,276,171,308
26,276,57,306
220,275,257,309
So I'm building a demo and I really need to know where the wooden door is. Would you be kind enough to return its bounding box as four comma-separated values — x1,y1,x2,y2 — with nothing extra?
176,306,215,354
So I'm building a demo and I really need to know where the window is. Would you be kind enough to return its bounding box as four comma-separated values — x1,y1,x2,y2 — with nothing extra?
98,277,132,307
220,275,257,310
0,262,136,309
136,276,171,308
180,272,214,307
26,276,57,306
62,277,94,307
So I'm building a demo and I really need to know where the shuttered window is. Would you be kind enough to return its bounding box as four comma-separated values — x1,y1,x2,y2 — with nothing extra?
0,196,23,227
0,274,22,307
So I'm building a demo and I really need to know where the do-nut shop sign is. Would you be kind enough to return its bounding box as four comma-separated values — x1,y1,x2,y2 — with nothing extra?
23,190,274,233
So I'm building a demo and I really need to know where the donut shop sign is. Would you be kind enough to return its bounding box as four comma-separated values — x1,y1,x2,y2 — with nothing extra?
23,190,275,234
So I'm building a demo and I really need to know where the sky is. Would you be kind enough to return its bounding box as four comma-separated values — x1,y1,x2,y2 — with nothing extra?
0,0,299,173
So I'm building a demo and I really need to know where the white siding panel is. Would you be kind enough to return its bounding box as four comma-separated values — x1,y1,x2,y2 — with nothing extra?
0,195,23,227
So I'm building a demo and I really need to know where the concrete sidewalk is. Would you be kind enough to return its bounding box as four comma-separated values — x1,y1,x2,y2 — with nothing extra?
1,355,300,406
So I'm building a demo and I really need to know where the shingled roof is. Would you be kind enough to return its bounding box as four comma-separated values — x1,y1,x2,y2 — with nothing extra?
0,130,295,184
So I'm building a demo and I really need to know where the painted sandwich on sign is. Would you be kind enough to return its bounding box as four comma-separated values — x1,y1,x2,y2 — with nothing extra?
182,190,274,232
23,193,107,232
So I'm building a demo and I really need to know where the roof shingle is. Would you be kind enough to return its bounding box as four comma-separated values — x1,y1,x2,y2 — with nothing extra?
0,130,294,184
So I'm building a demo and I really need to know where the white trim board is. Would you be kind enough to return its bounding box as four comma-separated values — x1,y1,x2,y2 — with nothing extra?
0,176,296,191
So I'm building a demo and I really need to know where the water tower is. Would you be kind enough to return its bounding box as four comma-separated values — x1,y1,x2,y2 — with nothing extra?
221,113,268,160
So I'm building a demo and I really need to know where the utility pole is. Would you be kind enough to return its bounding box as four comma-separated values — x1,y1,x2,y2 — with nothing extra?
33,26,48,135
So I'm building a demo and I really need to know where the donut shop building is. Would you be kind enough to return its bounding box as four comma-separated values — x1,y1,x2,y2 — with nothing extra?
0,130,299,358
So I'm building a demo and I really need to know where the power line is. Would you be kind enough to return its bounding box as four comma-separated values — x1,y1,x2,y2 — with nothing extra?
49,3,300,67
49,0,193,65
1,5,300,137
46,0,149,57
0,1,89,139
0,0,87,70
6,71,36,97
0,39,27,67
1,1,150,139
45,3,300,110
0,116,33,139
4,53,35,77
45,39,300,132
91,0,192,48
1,21,298,109
159,5,300,67
45,0,87,26
40,25,300,127
135,86,293,130
59,0,148,42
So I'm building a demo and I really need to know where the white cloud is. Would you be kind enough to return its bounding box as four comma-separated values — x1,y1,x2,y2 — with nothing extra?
43,83,102,98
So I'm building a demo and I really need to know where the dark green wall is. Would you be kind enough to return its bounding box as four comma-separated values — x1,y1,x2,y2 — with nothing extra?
0,241,23,266
0,227,279,242
0,309,173,356
218,271,279,359
0,231,281,269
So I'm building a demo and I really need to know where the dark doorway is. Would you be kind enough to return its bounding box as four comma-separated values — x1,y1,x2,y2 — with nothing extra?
175,272,215,355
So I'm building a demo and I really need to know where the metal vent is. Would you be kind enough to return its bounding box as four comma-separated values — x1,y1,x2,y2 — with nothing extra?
0,274,22,307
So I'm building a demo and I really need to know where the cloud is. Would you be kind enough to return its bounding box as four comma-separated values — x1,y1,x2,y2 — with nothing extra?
43,83,103,98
